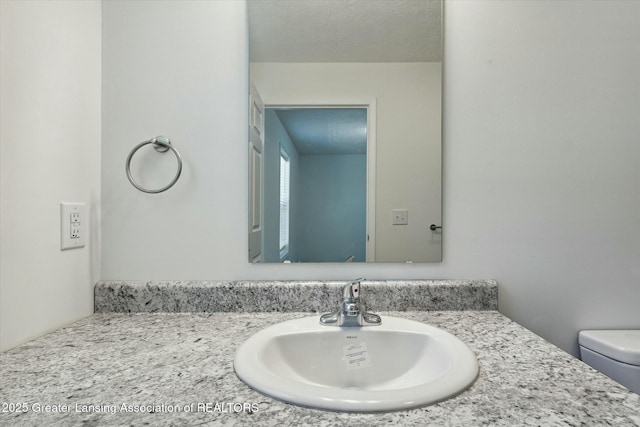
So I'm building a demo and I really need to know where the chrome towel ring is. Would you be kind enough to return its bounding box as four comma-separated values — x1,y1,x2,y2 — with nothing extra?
126,136,182,194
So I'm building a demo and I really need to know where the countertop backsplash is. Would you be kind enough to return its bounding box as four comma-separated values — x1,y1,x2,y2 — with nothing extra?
94,279,498,313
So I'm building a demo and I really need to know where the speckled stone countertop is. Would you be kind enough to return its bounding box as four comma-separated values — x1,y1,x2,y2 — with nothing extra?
1,311,639,426
94,280,498,312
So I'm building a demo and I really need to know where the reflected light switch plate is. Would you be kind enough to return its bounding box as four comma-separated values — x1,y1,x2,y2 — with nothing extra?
392,209,408,225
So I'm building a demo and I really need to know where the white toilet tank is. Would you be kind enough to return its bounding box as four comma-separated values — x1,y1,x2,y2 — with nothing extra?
579,330,640,395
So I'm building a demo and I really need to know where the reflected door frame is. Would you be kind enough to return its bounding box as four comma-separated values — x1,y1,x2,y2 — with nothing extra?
265,99,377,262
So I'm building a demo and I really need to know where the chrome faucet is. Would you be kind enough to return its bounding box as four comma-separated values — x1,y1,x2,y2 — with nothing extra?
319,278,382,327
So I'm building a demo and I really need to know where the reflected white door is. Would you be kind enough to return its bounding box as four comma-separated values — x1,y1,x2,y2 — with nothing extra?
249,82,265,262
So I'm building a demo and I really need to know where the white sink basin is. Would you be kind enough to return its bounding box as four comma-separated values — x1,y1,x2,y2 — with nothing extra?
234,316,479,412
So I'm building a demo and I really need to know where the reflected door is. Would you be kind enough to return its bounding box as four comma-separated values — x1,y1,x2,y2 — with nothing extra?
249,83,265,262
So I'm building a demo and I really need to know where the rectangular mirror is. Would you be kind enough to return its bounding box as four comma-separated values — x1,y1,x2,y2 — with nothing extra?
248,0,443,263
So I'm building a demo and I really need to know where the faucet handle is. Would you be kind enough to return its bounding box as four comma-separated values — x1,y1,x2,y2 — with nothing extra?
343,277,365,300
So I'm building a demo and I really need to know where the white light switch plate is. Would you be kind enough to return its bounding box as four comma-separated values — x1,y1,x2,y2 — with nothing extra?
392,209,409,225
60,203,86,250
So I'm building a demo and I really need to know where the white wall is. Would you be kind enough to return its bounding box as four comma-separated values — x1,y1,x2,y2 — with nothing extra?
443,0,640,355
101,0,249,280
0,0,102,351
251,63,442,262
101,0,640,356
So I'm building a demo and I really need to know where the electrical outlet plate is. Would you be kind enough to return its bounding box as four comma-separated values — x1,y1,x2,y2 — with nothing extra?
60,203,86,250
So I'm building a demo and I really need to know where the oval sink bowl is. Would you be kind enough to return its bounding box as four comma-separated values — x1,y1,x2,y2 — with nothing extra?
234,316,479,412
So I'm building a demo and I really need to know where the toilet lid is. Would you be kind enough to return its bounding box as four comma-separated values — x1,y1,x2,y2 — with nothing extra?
579,330,640,366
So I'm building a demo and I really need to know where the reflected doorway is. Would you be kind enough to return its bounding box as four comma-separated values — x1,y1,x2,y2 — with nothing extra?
262,106,375,262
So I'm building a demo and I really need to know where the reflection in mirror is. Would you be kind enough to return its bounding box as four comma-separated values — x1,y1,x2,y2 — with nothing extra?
264,107,369,263
248,0,443,263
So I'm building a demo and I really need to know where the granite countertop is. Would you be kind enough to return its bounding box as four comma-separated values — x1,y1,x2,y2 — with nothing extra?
1,311,639,426
93,280,498,313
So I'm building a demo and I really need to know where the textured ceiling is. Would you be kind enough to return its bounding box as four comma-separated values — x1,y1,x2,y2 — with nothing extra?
274,108,367,155
249,0,442,63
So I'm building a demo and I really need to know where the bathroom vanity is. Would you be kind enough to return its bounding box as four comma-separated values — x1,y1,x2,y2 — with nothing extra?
1,281,638,426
